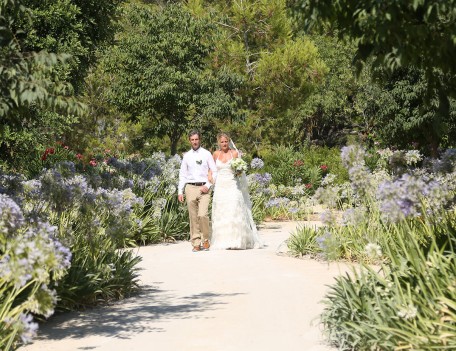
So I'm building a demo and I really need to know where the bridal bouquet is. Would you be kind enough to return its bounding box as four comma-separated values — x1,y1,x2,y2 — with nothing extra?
231,158,248,176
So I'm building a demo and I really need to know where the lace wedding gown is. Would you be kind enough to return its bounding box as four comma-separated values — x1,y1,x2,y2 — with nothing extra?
211,158,263,250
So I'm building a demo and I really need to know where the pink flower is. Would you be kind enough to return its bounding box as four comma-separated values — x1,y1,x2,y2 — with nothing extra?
64,145,69,150
305,183,312,189
89,159,97,167
76,154,83,160
293,160,304,167
320,164,328,171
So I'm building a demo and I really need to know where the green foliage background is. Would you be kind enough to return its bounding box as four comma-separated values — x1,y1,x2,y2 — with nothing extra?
3,0,456,171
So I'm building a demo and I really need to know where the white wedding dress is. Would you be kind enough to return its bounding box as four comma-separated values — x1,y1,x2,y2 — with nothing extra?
211,155,263,250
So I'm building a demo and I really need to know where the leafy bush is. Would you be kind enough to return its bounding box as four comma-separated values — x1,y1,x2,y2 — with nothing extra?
261,145,348,187
300,145,349,184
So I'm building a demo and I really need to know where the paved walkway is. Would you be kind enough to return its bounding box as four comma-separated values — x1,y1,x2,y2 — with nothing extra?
20,221,351,351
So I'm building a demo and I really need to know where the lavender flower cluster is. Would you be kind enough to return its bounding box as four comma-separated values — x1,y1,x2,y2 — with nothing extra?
266,197,290,208
430,149,456,173
377,173,451,222
0,151,186,347
340,146,374,196
1,194,72,345
250,158,265,170
250,173,272,187
341,145,366,169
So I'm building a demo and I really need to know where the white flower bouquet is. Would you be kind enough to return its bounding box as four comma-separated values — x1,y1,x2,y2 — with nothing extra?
231,158,248,176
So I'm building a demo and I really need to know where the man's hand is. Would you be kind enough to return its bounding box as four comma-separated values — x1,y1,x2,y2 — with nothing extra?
200,185,209,194
178,194,184,203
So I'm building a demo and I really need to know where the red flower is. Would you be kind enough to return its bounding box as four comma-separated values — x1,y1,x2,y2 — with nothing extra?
41,147,55,160
320,164,328,171
76,153,83,160
89,159,97,166
293,160,304,167
305,183,312,189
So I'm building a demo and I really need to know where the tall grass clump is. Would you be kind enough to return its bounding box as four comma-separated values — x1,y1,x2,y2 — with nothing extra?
320,210,456,350
288,225,321,258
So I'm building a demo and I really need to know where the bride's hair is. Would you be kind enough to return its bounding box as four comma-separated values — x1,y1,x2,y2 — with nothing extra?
217,132,230,142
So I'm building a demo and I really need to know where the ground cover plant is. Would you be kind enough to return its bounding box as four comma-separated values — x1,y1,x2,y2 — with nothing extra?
287,145,456,350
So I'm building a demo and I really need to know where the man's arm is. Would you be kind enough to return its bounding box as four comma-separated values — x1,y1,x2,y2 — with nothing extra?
178,153,188,198
205,151,217,189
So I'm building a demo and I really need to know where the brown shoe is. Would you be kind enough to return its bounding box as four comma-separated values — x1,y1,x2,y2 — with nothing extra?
192,246,201,252
202,240,210,251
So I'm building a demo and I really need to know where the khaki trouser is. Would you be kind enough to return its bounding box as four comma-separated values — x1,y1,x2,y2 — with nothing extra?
185,184,211,247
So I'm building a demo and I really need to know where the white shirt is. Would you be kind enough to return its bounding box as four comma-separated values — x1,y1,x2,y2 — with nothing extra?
178,147,217,195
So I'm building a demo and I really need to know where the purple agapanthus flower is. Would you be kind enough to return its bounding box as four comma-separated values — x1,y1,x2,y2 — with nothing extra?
250,158,265,170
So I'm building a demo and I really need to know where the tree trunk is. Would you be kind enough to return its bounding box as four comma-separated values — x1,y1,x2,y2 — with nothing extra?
169,128,182,155
170,137,178,155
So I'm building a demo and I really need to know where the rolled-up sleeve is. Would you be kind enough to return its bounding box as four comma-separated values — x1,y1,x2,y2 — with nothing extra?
178,154,188,195
206,151,217,189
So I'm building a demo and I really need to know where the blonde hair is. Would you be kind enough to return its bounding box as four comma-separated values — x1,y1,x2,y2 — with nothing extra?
217,132,230,143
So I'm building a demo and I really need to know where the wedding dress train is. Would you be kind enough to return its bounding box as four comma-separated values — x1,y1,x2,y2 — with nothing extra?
211,158,263,250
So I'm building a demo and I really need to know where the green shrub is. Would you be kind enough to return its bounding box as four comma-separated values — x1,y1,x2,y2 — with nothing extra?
250,192,267,224
262,145,301,185
300,145,349,184
261,144,348,188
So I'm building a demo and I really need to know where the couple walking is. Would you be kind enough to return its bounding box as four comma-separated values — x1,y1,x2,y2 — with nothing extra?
177,130,263,252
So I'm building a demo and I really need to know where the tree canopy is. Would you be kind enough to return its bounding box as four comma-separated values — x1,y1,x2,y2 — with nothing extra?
303,1,456,78
104,3,243,154
300,0,456,154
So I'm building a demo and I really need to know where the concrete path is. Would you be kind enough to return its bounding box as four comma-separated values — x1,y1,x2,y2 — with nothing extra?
20,221,351,351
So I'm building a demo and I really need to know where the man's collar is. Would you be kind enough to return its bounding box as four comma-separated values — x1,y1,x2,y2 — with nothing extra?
192,147,201,152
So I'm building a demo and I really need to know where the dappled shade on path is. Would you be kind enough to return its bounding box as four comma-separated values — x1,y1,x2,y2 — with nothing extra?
20,221,350,351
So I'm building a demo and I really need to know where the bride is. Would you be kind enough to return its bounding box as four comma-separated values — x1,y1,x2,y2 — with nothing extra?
210,132,263,250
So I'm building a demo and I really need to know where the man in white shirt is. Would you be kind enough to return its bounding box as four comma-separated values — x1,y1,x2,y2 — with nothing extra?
178,130,217,252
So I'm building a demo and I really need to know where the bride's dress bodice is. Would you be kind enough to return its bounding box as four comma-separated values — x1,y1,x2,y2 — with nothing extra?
215,158,235,179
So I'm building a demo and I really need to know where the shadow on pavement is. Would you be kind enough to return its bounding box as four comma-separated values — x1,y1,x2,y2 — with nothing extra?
35,284,244,341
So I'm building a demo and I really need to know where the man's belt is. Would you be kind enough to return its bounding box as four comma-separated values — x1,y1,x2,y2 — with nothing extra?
187,182,206,186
